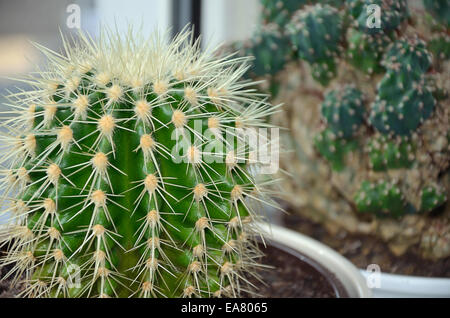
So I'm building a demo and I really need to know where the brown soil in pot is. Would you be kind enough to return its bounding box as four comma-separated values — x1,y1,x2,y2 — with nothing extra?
244,242,348,298
1,243,348,298
0,250,23,298
282,212,450,278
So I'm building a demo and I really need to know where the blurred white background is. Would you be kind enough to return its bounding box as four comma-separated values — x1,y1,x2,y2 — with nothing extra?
201,0,259,48
0,0,260,108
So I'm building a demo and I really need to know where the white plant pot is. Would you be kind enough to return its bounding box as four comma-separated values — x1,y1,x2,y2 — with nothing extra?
360,270,450,298
263,207,450,298
259,223,371,298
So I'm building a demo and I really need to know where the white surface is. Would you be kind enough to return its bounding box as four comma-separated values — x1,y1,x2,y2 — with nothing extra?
361,270,450,298
260,222,450,298
259,223,371,298
94,0,172,37
201,0,260,49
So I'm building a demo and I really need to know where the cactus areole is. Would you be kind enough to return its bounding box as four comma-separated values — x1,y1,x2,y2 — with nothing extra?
0,28,279,298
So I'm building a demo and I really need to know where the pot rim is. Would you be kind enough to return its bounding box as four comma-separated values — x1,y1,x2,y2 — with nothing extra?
359,270,450,297
258,222,372,298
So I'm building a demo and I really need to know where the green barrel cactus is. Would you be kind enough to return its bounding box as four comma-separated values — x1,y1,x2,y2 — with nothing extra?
346,0,408,75
349,0,408,34
314,128,358,172
0,28,279,297
239,0,450,259
423,0,450,27
286,4,344,85
346,29,394,75
238,23,291,79
321,85,365,139
370,37,435,136
421,185,447,212
260,0,345,27
367,135,415,171
260,0,308,26
354,180,409,218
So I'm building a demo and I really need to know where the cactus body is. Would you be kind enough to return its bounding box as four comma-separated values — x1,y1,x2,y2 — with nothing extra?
314,129,358,172
0,28,278,297
261,0,308,26
286,4,343,85
370,37,435,136
350,0,408,34
367,135,414,171
240,24,291,78
321,85,365,139
354,181,408,217
260,0,345,26
423,0,450,27
347,29,395,74
421,186,446,212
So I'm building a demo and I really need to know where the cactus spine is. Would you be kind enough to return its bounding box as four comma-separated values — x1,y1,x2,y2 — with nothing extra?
0,28,279,297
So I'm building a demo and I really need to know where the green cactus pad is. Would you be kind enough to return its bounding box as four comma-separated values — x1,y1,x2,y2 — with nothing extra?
368,135,415,171
286,4,343,85
423,0,450,27
349,0,408,34
354,181,408,217
260,0,308,26
428,33,450,61
314,129,358,171
243,0,450,231
347,28,394,74
382,37,433,76
310,62,339,87
260,0,346,26
0,28,278,298
346,0,365,19
370,84,436,136
370,37,436,136
421,185,447,212
241,24,292,78
321,85,366,139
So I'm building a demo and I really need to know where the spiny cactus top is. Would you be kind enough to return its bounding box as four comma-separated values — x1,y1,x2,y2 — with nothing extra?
0,28,280,298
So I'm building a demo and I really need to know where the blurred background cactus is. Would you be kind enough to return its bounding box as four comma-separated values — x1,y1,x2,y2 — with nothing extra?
233,0,450,260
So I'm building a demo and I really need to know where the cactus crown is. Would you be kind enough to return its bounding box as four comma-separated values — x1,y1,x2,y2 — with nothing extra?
0,27,279,298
